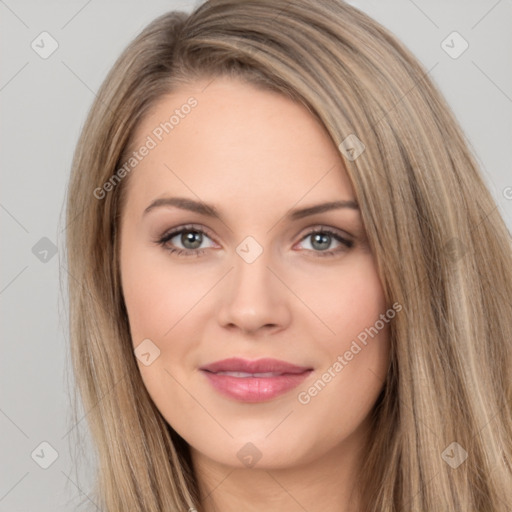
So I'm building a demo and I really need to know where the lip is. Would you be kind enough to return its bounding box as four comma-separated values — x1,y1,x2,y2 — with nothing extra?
199,357,313,402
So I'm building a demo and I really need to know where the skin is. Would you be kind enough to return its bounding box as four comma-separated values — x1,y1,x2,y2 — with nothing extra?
119,76,391,512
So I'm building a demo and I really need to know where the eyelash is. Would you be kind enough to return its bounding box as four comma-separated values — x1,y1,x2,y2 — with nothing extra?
154,223,354,258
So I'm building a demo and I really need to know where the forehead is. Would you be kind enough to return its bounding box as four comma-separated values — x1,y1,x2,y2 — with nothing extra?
124,77,354,210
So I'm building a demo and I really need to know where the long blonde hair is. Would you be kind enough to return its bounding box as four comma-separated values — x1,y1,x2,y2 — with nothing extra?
64,0,512,510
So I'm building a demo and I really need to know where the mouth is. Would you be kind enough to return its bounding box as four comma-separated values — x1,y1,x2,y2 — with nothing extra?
199,357,313,402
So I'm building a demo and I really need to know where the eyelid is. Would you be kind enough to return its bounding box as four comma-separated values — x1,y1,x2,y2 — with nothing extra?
158,223,352,244
293,225,354,253
155,222,354,257
295,224,353,242
159,223,219,245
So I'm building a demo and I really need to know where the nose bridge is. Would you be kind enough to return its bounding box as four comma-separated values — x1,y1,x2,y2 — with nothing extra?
217,239,290,332
230,243,276,303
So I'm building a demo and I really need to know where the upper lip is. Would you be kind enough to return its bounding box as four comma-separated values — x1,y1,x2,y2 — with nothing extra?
200,357,312,375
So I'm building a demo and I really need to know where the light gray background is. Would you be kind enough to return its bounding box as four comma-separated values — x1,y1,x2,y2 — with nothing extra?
1,1,511,510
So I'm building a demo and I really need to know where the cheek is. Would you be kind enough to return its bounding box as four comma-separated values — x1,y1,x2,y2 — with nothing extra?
121,241,211,344
292,253,388,344
120,243,218,406
332,265,388,345
331,257,390,375
120,246,201,412
293,255,391,417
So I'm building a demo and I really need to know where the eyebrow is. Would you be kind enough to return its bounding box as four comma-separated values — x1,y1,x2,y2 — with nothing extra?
143,196,359,221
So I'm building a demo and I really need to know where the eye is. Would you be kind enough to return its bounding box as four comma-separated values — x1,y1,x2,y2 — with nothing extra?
295,227,353,257
154,224,217,257
154,224,354,258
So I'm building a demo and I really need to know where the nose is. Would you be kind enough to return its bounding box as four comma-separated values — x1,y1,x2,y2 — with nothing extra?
216,248,292,336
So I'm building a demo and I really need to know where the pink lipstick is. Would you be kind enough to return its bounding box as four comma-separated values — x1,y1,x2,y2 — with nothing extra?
199,357,313,402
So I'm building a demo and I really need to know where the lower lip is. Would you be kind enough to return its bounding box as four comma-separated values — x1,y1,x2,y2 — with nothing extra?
201,370,312,402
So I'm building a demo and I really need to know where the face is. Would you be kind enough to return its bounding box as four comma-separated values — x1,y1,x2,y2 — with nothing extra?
119,76,391,471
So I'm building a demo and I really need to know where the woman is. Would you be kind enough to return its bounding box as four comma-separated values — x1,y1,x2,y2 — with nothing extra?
65,0,512,510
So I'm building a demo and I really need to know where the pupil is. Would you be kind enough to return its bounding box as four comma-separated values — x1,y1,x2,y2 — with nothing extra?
182,230,202,249
179,231,332,251
312,233,330,250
